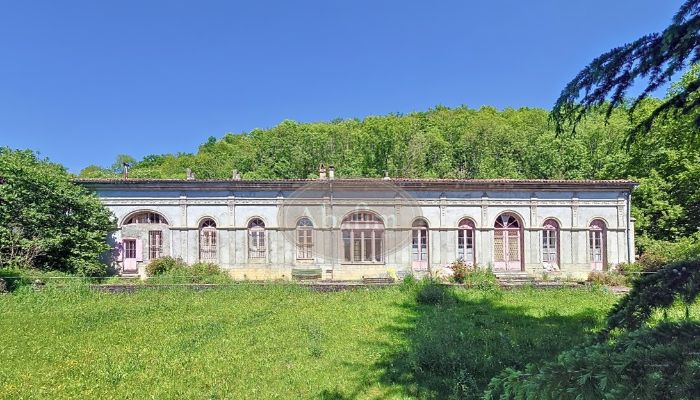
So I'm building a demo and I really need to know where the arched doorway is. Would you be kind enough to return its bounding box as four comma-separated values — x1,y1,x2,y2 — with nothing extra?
340,211,385,263
589,219,607,271
199,219,217,262
494,213,523,271
457,218,476,266
411,218,429,271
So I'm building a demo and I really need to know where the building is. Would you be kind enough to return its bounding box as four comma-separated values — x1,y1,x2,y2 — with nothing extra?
77,175,637,280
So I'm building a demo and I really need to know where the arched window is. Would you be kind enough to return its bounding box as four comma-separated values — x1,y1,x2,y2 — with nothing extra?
296,218,314,260
341,212,384,263
124,211,168,225
494,213,523,271
412,219,429,270
457,218,476,266
248,218,266,259
199,219,217,262
589,219,607,271
542,219,559,267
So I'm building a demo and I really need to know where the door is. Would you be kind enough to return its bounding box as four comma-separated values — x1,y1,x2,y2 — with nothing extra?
123,239,140,273
412,228,429,271
590,230,604,271
494,214,522,271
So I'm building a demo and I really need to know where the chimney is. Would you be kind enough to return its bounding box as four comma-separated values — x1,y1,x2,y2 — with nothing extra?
232,169,241,180
319,163,327,180
122,162,130,179
328,165,335,180
383,170,390,180
186,168,195,180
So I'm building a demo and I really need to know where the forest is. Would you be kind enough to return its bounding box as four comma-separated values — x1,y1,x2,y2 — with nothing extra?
79,95,700,259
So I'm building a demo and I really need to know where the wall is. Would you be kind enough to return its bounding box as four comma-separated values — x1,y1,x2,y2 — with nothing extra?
96,182,633,280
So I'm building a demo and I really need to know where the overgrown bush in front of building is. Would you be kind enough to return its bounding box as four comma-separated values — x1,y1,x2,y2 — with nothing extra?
449,259,499,289
464,269,499,290
145,256,186,276
0,148,116,275
450,259,469,283
587,271,627,287
146,259,232,284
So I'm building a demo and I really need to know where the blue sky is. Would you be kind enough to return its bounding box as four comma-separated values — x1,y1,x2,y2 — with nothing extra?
0,1,683,173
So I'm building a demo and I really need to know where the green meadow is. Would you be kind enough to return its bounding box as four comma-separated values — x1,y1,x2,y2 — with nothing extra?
0,284,618,399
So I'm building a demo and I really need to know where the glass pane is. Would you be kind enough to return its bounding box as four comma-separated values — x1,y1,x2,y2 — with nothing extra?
364,231,372,262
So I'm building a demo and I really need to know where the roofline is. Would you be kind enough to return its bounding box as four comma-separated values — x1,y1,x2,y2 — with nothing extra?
74,178,638,192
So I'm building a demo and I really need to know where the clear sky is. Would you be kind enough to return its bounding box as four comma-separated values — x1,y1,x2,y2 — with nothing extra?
0,1,684,173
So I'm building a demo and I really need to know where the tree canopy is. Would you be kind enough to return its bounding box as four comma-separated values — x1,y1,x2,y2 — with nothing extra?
551,0,700,142
0,148,116,275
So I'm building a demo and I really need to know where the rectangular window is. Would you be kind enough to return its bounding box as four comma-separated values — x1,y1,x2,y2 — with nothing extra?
149,231,162,260
124,240,137,259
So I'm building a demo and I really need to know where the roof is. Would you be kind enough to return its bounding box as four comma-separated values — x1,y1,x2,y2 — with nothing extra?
75,178,638,191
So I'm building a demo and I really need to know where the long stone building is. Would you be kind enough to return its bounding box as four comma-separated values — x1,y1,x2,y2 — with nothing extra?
77,175,637,280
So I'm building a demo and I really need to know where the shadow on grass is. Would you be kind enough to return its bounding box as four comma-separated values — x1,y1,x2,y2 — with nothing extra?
324,284,606,399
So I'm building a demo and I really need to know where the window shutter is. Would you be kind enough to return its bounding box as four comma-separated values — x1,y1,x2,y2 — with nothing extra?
135,239,143,261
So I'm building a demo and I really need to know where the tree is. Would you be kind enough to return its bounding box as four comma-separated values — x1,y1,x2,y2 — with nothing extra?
0,148,116,275
551,0,700,143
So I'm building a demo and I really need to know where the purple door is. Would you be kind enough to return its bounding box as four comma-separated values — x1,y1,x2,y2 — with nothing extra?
122,239,141,273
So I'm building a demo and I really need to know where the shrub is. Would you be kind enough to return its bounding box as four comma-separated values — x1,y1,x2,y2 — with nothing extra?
484,322,700,400
464,269,499,290
450,259,468,283
147,261,232,284
638,252,669,271
0,148,115,274
587,271,627,286
416,279,453,305
400,273,418,291
145,257,185,276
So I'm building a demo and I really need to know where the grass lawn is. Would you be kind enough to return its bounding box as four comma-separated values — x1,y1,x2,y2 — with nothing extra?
0,284,618,399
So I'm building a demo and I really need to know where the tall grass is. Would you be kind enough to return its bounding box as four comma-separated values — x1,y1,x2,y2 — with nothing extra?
0,284,618,399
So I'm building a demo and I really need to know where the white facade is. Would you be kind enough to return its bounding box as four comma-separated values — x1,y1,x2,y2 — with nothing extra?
79,178,636,280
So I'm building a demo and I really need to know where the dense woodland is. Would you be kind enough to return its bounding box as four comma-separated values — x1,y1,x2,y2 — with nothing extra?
80,97,700,256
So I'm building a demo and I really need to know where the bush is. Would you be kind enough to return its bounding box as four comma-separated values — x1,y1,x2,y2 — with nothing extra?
464,269,499,290
145,257,185,276
637,232,700,264
450,259,468,283
416,279,453,305
484,322,700,400
0,148,115,274
587,271,627,286
637,252,669,271
147,261,232,284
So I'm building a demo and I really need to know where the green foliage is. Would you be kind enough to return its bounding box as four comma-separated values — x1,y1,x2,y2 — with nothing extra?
450,259,469,283
484,322,700,400
0,148,116,275
551,0,700,141
146,261,232,284
415,279,453,306
0,285,617,398
144,256,185,276
464,269,499,290
637,232,700,262
587,271,627,287
74,102,698,248
604,258,700,334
